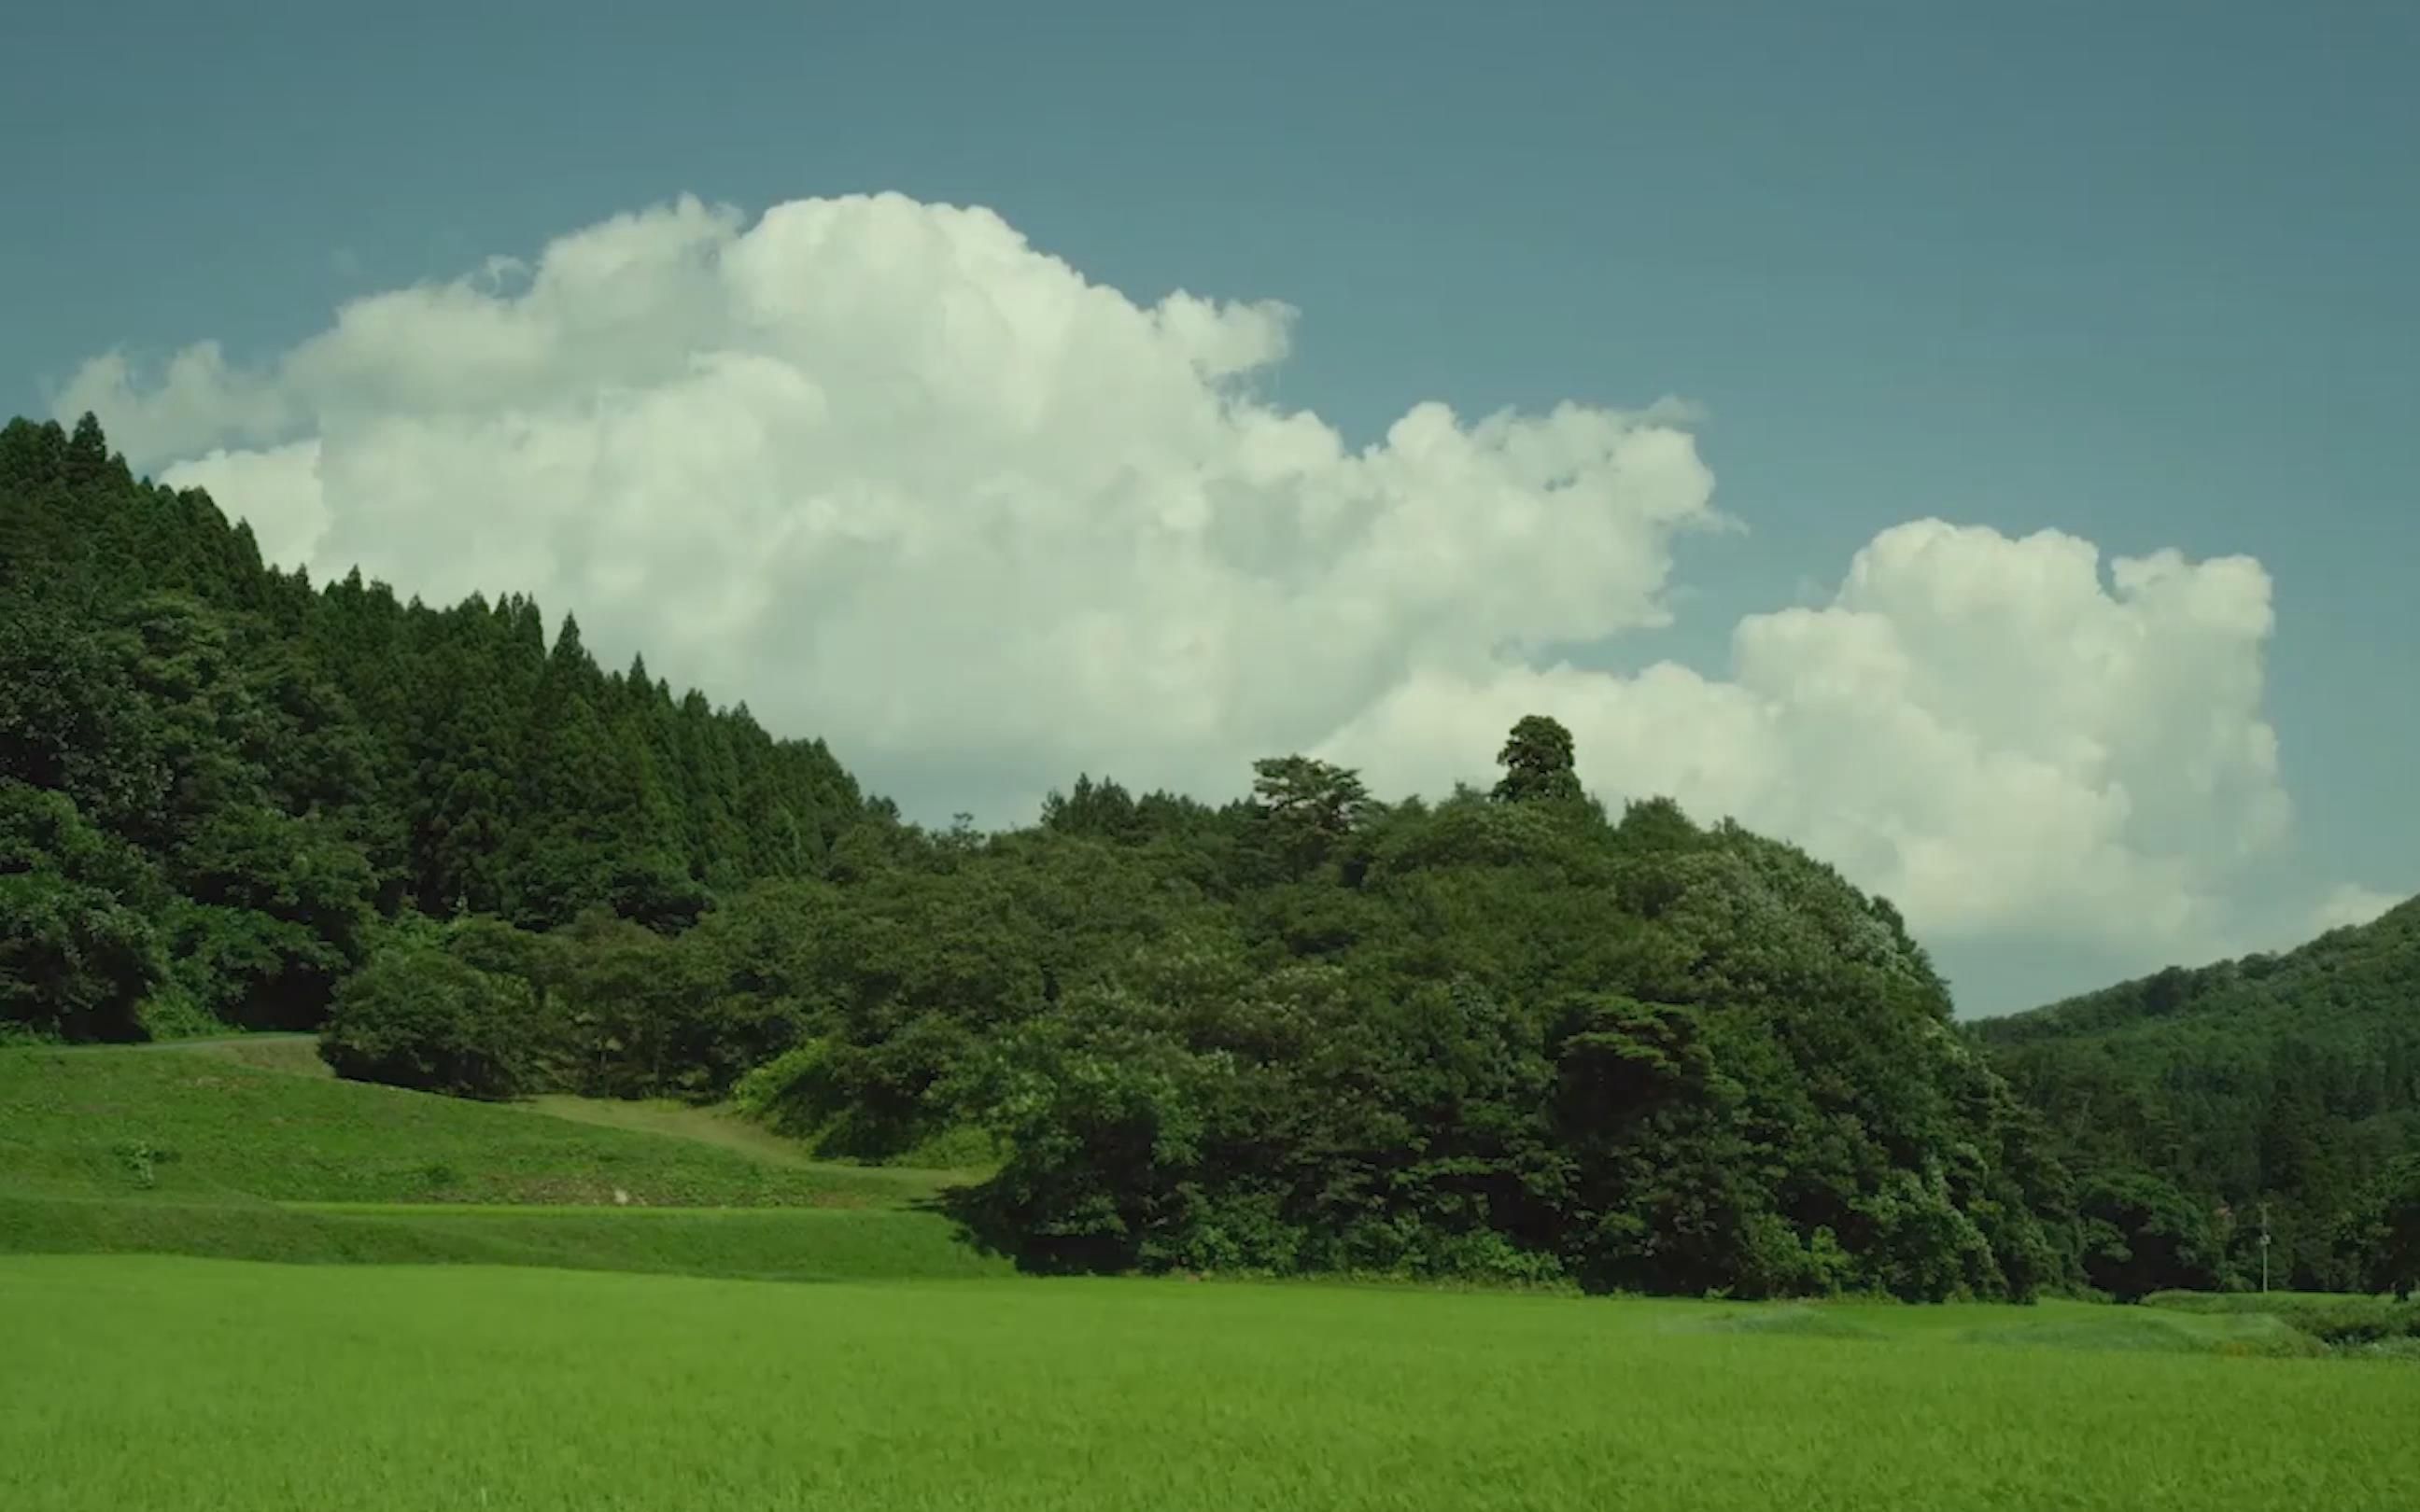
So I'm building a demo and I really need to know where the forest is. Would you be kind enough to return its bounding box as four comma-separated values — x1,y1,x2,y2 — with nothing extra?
1975,900,2420,1295
4,412,2414,1303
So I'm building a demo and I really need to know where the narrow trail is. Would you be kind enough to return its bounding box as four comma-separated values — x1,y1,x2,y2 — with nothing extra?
128,1034,984,1195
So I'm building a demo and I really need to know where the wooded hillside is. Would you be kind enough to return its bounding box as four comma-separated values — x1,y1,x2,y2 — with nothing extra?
6,413,2413,1303
1974,898,2419,1294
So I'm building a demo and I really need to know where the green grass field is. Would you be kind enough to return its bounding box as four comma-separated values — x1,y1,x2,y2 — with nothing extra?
5,1039,2418,1509
0,1042,992,1281
6,1254,2418,1511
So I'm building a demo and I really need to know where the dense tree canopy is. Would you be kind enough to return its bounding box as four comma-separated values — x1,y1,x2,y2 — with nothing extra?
1,414,864,1043
5,413,2412,1307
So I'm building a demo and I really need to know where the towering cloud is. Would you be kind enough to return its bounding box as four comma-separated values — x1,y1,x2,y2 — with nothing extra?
60,191,2342,973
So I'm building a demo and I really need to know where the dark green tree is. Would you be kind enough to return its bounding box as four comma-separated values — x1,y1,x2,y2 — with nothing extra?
2337,1153,2420,1301
1492,714,1584,805
0,782,166,1040
319,943,543,1099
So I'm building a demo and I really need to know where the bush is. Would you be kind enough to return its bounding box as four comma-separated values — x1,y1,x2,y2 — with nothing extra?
892,1123,1005,1171
0,871,164,1043
729,1041,836,1137
136,985,224,1042
2258,1297,2420,1348
2337,1153,2420,1302
319,945,542,1099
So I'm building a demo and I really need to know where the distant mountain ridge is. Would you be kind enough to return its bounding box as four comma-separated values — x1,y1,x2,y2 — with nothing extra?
1975,895,2419,1290
1978,896,2418,1048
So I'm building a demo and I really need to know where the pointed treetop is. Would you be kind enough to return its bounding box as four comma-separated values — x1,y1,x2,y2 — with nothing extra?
1493,714,1584,805
67,412,107,460
63,412,120,487
548,611,592,676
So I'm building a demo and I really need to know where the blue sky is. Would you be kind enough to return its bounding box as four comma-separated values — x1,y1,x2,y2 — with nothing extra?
7,0,2413,1012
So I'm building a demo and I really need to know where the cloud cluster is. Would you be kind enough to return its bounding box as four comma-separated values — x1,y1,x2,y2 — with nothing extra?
1325,521,2290,952
59,192,2343,972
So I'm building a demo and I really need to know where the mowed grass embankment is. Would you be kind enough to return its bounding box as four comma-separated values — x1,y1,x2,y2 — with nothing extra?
0,1044,1002,1281
0,1193,1006,1281
7,1255,2420,1512
0,1044,939,1207
520,1091,992,1185
130,1030,334,1077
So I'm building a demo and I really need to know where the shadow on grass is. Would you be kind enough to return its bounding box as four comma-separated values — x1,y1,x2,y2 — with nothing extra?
916,1178,1145,1277
1670,1306,1888,1341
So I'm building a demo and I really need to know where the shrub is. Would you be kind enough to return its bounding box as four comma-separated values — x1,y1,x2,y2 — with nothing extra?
728,1041,833,1137
319,945,542,1099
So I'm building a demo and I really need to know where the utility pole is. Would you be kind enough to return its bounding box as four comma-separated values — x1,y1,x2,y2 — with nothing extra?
2258,1202,2272,1295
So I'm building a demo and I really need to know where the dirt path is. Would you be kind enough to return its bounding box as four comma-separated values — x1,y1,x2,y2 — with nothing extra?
136,1036,982,1192
520,1096,983,1189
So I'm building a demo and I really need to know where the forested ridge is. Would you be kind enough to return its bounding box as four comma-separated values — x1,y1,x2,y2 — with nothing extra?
1972,899,2420,1296
4,413,2413,1303
1,413,865,1042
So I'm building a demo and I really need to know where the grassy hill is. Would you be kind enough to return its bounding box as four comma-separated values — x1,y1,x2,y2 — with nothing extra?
0,1043,1007,1281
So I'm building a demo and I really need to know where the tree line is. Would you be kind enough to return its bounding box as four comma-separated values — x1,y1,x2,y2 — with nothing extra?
4,413,2413,1302
2,414,862,1041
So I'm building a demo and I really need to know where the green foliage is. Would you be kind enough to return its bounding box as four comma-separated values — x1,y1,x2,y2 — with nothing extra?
1245,754,1371,880
0,782,166,1041
728,1041,832,1134
1492,713,1585,805
905,790,2067,1301
2337,1153,2420,1301
319,945,544,1099
133,987,224,1042
0,598,168,834
164,804,378,1029
2075,1171,2228,1301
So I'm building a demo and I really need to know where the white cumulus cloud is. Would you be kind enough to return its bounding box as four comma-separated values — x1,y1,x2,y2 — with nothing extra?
1323,521,2291,954
56,190,2341,974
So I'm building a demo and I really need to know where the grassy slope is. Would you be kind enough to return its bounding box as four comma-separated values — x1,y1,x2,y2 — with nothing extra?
0,1046,941,1206
521,1093,991,1184
0,1194,1006,1281
0,1044,1002,1281
134,1032,334,1077
7,1255,2418,1512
